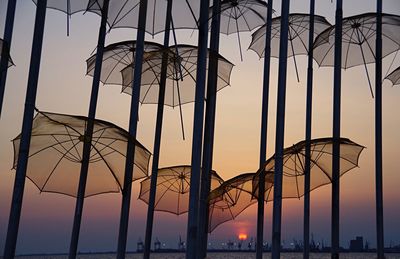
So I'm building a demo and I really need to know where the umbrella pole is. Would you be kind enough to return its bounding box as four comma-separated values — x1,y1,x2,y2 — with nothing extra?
143,0,172,258
185,0,210,257
3,1,47,258
234,9,243,62
68,1,110,258
288,30,300,83
176,80,186,140
331,0,343,258
66,0,70,36
375,1,384,258
170,18,184,81
256,0,273,258
303,1,315,258
196,0,221,257
358,44,374,98
116,0,149,258
0,0,17,119
271,0,291,259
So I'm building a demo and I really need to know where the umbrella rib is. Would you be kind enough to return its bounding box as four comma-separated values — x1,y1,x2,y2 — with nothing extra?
154,179,179,210
89,139,118,162
89,127,107,158
51,134,81,162
236,5,252,32
343,28,357,69
103,51,132,84
40,139,82,192
26,136,79,161
113,1,140,29
64,126,83,161
90,144,123,191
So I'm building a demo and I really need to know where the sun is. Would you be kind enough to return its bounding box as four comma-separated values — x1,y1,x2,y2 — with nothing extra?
238,233,248,241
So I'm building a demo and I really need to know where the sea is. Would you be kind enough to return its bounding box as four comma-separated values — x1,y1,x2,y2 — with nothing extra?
12,253,400,259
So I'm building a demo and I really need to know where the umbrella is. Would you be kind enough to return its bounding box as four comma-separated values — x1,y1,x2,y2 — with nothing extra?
313,13,400,97
12,109,151,197
87,0,200,36
208,172,273,233
385,65,400,86
0,38,14,69
120,44,234,138
252,137,365,201
139,165,224,215
249,13,331,82
32,0,90,35
211,0,268,60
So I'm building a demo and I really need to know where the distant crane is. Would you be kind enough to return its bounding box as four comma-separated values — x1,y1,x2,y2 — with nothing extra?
154,237,161,251
137,238,144,252
178,235,185,251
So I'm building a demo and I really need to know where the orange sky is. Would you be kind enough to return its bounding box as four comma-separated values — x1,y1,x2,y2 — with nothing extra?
1,0,400,254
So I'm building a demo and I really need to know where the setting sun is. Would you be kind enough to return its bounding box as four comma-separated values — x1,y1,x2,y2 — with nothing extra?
238,233,248,241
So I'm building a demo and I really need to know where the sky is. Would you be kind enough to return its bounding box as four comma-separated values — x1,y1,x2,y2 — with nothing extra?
1,0,400,255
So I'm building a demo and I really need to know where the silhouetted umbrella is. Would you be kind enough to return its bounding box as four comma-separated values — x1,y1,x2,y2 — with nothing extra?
32,0,90,35
0,38,14,69
252,137,365,200
249,13,331,81
212,0,268,60
313,13,400,97
87,0,200,35
208,172,273,232
385,66,400,86
12,109,151,197
139,165,223,215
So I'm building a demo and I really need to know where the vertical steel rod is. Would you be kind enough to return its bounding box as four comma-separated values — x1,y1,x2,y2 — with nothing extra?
116,0,149,258
197,0,221,257
68,1,110,258
256,0,274,258
303,0,315,258
271,1,291,258
0,0,17,119
331,0,343,258
185,0,210,257
3,1,47,258
375,0,384,258
143,0,172,257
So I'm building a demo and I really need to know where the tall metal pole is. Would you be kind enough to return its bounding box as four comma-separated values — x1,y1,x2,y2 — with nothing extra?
185,0,210,257
142,0,173,258
3,1,47,258
375,0,384,258
271,0,290,258
331,0,343,258
303,0,315,258
197,0,221,257
256,1,273,258
0,0,17,119
68,1,110,258
116,0,149,258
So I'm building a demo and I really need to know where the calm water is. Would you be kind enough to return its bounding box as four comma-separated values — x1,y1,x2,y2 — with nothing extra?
12,253,400,259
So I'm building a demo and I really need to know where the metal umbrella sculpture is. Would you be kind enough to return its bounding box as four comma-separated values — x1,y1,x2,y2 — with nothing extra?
0,1,17,119
12,110,151,197
87,0,200,36
0,38,14,70
249,13,331,82
120,44,234,138
212,0,268,61
252,137,365,201
139,166,224,215
32,0,90,35
208,173,273,233
313,13,400,97
385,66,400,86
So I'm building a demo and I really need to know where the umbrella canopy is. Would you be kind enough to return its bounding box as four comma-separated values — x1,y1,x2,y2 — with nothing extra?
208,172,273,232
313,13,400,96
12,110,151,197
87,0,200,35
248,13,331,81
139,165,224,215
385,65,400,86
120,44,235,107
0,38,14,69
252,137,365,200
211,0,268,60
249,13,331,58
86,40,164,87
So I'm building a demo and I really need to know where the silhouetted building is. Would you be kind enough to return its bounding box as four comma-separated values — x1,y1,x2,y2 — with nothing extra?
349,236,364,252
137,238,143,252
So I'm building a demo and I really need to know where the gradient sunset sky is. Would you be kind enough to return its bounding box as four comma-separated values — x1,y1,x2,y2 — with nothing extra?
1,0,400,255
